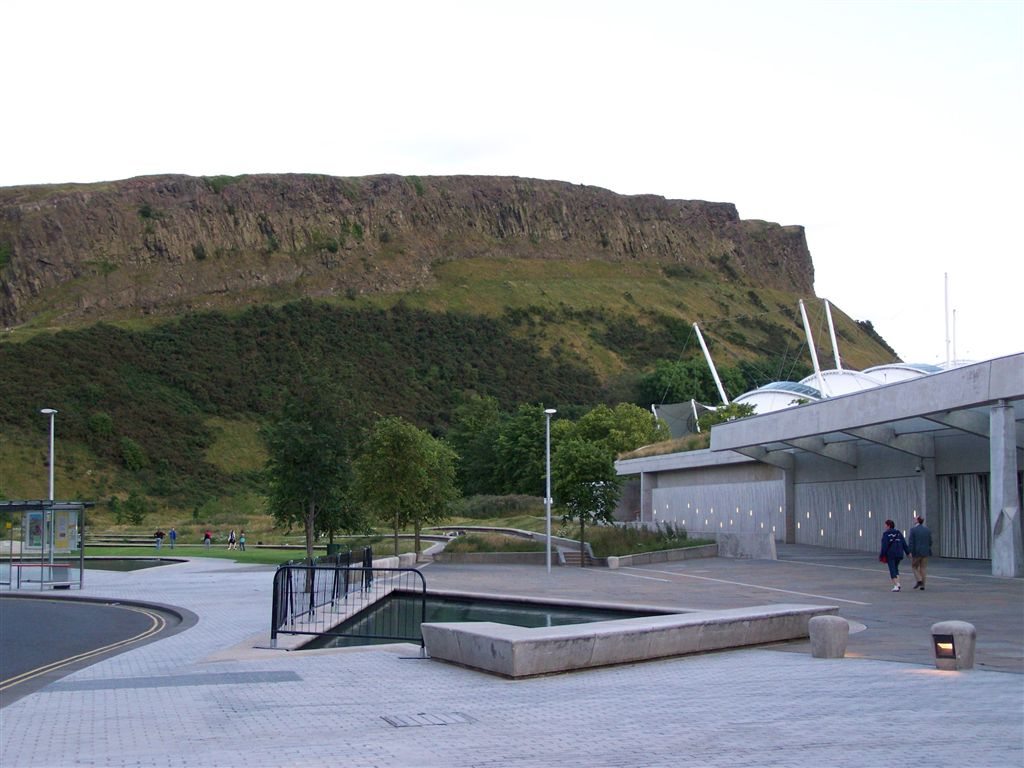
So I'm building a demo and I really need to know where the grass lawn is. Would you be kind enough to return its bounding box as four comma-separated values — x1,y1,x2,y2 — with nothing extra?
78,540,416,565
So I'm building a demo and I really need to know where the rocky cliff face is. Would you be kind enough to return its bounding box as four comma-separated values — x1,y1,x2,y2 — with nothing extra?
0,174,814,326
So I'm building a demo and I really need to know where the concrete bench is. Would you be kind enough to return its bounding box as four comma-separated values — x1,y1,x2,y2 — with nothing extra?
422,603,838,678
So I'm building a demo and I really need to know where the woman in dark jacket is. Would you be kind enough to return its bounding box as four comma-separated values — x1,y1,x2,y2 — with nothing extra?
879,519,910,591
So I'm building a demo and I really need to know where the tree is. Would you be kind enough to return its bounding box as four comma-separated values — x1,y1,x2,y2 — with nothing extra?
552,438,621,565
638,358,745,405
697,402,756,431
352,416,460,557
445,393,502,495
493,404,550,495
124,492,148,526
262,380,363,565
571,403,672,456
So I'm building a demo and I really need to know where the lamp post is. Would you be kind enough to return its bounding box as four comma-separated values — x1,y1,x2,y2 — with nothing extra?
544,408,556,574
40,408,58,565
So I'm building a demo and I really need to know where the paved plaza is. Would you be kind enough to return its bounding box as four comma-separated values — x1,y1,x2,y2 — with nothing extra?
1,545,1021,767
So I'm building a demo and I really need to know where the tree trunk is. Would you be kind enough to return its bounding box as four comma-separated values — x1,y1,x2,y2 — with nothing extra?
414,522,421,563
393,511,400,556
305,501,316,564
304,500,316,593
579,519,586,567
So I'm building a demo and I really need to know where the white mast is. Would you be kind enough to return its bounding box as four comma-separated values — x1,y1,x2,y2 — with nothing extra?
824,299,843,371
953,308,957,363
800,299,827,396
944,272,951,365
693,323,730,405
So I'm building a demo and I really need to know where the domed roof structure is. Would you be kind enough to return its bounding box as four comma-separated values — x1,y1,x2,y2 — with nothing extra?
799,369,882,397
733,381,821,414
862,362,941,384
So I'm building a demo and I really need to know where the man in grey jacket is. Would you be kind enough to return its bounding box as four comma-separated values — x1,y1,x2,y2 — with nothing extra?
908,516,933,590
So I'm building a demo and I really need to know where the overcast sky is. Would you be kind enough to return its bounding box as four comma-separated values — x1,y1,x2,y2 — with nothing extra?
3,0,1021,364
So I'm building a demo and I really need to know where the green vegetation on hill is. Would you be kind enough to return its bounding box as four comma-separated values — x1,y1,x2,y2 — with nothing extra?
0,265,895,534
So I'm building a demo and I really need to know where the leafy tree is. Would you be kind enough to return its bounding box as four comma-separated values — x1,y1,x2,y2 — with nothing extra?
637,358,745,405
445,393,502,495
352,416,460,556
493,404,551,495
120,437,148,471
262,380,363,564
552,438,621,564
697,402,756,431
124,492,148,526
570,403,671,456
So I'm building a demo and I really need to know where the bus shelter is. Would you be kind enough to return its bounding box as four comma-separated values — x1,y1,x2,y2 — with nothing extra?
0,500,92,590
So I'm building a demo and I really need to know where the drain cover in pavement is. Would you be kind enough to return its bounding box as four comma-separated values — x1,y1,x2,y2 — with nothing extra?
382,712,476,728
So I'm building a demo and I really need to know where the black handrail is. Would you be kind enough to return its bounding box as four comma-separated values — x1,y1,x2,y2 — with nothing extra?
270,555,426,649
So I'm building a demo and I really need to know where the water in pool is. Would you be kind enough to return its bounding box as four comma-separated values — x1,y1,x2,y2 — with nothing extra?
304,593,656,649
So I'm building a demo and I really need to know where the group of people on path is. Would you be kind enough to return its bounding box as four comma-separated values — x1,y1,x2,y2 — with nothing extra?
153,527,176,549
147,527,244,551
201,529,246,550
879,516,932,591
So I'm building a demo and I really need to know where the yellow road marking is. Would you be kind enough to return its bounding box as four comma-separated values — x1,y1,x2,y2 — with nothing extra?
0,603,166,692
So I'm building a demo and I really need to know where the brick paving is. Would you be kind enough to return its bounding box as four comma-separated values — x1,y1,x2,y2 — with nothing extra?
1,547,1021,767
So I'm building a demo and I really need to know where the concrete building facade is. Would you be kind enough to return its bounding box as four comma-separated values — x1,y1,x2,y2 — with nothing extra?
616,354,1024,576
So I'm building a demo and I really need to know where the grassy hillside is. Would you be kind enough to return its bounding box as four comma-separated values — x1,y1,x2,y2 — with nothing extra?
0,256,895,534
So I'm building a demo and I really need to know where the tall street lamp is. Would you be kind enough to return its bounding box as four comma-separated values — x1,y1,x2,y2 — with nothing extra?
544,408,556,574
41,408,58,565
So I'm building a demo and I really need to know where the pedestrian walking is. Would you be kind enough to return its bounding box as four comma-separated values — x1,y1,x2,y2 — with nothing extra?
238,531,246,551
907,516,933,590
203,529,212,549
228,529,237,550
168,527,177,549
879,519,910,591
154,529,165,549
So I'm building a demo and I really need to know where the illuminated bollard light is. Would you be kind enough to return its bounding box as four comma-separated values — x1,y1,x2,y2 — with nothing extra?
809,615,849,659
931,620,976,670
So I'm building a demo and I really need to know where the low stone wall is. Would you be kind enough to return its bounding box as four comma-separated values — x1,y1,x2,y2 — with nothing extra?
711,532,778,560
432,551,547,565
605,543,718,569
422,603,838,678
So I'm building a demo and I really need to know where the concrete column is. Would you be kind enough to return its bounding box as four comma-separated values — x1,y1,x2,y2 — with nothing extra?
640,471,652,523
990,402,1023,578
784,468,796,544
921,457,939,546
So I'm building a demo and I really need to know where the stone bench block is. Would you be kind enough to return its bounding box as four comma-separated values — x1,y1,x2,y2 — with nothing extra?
422,603,838,678
808,614,849,658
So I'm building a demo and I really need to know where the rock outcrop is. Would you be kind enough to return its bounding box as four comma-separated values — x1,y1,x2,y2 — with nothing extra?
0,174,814,326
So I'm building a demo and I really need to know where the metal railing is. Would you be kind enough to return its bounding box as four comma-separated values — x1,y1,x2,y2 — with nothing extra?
270,552,426,649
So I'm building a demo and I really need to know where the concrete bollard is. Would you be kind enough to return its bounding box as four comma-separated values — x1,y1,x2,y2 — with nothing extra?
931,620,976,670
808,615,849,658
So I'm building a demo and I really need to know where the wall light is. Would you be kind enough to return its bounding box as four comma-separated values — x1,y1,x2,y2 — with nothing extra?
933,635,955,660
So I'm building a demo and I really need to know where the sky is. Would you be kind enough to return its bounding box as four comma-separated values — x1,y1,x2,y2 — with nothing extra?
3,0,1022,364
